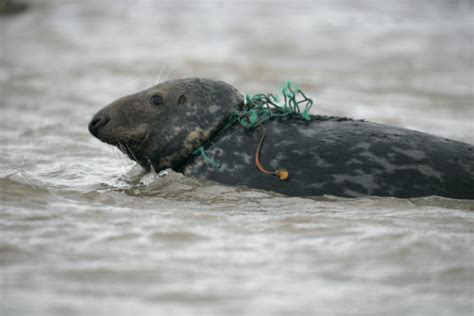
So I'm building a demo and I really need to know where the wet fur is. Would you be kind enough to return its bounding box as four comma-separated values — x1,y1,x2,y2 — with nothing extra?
182,116,474,198
90,78,474,199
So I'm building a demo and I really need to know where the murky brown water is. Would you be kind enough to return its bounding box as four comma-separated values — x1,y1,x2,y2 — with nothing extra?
1,1,473,315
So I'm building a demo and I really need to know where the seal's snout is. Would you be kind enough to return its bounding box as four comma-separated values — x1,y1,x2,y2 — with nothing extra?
88,115,110,137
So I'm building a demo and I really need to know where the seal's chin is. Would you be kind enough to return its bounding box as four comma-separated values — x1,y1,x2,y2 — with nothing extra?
112,137,153,171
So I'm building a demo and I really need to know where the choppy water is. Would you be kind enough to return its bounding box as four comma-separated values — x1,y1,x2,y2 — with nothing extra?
1,1,473,315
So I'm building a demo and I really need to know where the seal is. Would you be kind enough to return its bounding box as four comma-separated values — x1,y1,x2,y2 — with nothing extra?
89,78,474,199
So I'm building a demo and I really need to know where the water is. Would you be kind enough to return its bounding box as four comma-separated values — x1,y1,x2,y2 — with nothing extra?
1,0,473,315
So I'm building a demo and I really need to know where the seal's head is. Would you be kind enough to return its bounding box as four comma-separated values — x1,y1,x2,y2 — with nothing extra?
89,78,243,171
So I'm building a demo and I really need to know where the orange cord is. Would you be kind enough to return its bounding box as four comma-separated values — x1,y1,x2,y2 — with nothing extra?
255,123,289,181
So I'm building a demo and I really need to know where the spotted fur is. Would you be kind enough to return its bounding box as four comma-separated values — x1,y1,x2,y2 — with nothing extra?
182,116,474,198
89,78,474,199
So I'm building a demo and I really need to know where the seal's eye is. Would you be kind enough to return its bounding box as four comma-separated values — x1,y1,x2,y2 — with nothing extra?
178,94,187,104
150,95,162,106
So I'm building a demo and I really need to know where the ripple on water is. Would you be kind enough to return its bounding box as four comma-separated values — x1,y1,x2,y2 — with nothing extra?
148,231,207,243
0,243,35,267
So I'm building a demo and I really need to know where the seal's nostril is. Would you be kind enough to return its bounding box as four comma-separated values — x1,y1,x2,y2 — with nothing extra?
88,116,110,137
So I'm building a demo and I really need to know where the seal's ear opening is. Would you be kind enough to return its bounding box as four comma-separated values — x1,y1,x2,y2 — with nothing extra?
178,94,187,104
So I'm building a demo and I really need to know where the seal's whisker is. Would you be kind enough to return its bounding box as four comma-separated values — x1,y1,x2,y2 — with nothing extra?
146,157,155,173
107,142,125,166
125,142,139,162
116,141,123,153
162,65,173,82
155,66,167,85
106,144,122,162
115,141,133,168
116,141,127,157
